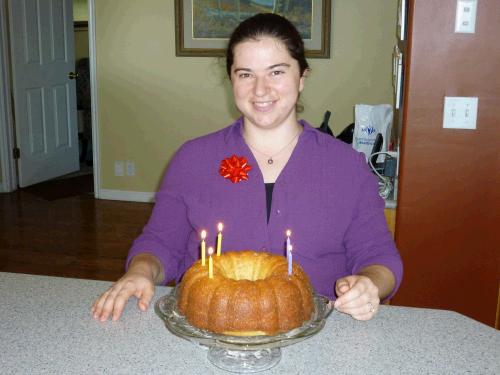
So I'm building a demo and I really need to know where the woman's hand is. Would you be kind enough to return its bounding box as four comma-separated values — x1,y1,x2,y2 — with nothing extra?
91,254,164,321
91,271,155,322
334,275,380,320
333,265,396,321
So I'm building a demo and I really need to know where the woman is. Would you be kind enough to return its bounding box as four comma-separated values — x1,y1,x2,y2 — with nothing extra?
92,13,402,322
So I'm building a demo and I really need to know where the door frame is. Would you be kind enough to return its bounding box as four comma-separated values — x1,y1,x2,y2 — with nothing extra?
0,0,101,196
88,0,101,198
0,0,16,192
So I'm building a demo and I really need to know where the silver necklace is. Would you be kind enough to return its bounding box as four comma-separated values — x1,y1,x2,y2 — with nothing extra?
245,129,301,165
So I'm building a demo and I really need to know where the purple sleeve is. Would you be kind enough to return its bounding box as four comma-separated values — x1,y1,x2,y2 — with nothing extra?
344,152,403,300
125,145,192,285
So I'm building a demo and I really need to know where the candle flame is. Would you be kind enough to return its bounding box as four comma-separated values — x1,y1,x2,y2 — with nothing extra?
286,229,291,237
208,247,214,256
218,222,223,231
201,230,207,239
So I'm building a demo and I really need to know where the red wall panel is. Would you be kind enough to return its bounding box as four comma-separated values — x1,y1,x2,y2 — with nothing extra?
393,0,500,327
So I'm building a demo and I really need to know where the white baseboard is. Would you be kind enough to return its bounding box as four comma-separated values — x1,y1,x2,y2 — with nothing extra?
98,189,155,203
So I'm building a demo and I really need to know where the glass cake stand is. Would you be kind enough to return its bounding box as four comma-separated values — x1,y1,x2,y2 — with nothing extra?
155,286,334,373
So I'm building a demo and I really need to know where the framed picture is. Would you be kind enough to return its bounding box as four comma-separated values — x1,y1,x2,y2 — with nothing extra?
174,0,331,58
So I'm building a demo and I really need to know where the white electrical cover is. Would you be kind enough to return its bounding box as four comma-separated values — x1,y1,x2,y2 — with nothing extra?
455,0,478,34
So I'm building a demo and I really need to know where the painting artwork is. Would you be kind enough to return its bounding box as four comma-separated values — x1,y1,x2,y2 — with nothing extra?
175,0,331,58
193,1,312,39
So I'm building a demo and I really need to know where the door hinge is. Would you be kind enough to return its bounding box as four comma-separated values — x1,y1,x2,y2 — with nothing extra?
13,147,20,159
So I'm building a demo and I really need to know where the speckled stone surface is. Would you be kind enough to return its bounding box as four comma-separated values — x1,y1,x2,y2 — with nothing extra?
0,272,498,374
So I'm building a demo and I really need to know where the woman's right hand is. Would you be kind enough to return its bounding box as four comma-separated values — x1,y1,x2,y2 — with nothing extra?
91,253,164,322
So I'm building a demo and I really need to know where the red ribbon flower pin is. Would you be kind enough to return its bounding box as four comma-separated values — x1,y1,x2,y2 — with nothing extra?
219,155,252,183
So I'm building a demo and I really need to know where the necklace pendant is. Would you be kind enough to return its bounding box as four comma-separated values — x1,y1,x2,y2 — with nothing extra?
267,158,273,165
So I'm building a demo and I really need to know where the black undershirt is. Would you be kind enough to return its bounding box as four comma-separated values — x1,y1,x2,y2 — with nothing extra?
265,183,275,223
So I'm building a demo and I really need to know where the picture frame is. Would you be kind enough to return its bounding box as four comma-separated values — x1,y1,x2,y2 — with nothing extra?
174,0,331,58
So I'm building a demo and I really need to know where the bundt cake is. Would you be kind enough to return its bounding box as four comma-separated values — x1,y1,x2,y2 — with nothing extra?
177,251,314,336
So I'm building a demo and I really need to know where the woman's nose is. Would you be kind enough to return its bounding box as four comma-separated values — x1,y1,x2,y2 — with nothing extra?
253,76,268,96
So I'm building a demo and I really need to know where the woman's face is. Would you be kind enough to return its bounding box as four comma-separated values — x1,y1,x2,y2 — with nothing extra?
230,37,305,130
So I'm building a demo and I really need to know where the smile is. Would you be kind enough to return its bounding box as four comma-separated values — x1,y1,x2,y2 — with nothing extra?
253,100,276,111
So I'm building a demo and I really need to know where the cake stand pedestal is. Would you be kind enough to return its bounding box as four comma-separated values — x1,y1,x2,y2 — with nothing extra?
155,287,334,373
208,347,281,373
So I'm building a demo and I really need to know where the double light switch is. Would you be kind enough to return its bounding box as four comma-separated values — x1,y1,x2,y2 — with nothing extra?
443,97,478,130
455,0,478,34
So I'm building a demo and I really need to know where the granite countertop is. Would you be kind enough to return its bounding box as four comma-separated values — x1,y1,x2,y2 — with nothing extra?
0,272,498,374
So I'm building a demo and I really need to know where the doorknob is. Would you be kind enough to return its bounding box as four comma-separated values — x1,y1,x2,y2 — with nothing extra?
68,72,79,79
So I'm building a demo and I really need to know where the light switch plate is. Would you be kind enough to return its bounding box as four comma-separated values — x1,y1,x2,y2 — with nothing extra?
455,0,477,33
126,161,135,176
114,161,124,176
443,96,478,129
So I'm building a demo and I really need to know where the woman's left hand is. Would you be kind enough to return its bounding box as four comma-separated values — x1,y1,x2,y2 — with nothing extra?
333,275,380,320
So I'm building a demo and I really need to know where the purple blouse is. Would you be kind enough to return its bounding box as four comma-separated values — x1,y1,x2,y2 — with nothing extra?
126,118,403,299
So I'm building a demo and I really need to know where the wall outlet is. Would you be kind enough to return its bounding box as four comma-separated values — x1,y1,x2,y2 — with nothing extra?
114,161,124,176
126,161,135,176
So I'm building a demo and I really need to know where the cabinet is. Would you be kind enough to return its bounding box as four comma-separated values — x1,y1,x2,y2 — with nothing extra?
391,0,500,329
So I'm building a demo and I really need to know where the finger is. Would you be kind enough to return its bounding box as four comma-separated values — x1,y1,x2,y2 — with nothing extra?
337,304,366,317
335,275,359,297
98,297,113,321
99,286,125,321
337,299,373,314
335,297,366,314
335,286,364,308
338,301,379,320
92,290,109,312
335,276,355,298
92,291,105,312
111,286,137,321
137,284,154,311
92,289,111,319
337,276,378,307
343,294,380,311
350,311,375,321
336,281,350,296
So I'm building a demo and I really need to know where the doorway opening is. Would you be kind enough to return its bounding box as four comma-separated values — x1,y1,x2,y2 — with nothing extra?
20,0,93,201
0,0,97,200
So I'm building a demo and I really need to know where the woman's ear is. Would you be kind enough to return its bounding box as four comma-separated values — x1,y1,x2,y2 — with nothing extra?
299,69,309,92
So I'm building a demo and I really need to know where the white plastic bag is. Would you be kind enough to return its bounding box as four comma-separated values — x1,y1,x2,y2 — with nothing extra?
353,104,393,162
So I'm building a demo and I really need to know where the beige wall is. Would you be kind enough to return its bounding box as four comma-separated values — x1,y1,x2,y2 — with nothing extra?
96,0,398,192
75,30,89,62
73,0,89,61
73,0,88,22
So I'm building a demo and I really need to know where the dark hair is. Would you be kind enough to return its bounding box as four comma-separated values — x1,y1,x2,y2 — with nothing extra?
226,13,310,78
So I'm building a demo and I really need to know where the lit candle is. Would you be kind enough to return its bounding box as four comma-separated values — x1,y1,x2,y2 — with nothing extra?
216,222,223,256
286,230,292,257
286,230,292,276
200,230,206,266
208,246,214,278
288,245,293,276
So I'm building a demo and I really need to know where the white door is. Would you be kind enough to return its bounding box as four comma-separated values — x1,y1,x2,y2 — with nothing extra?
9,0,79,187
